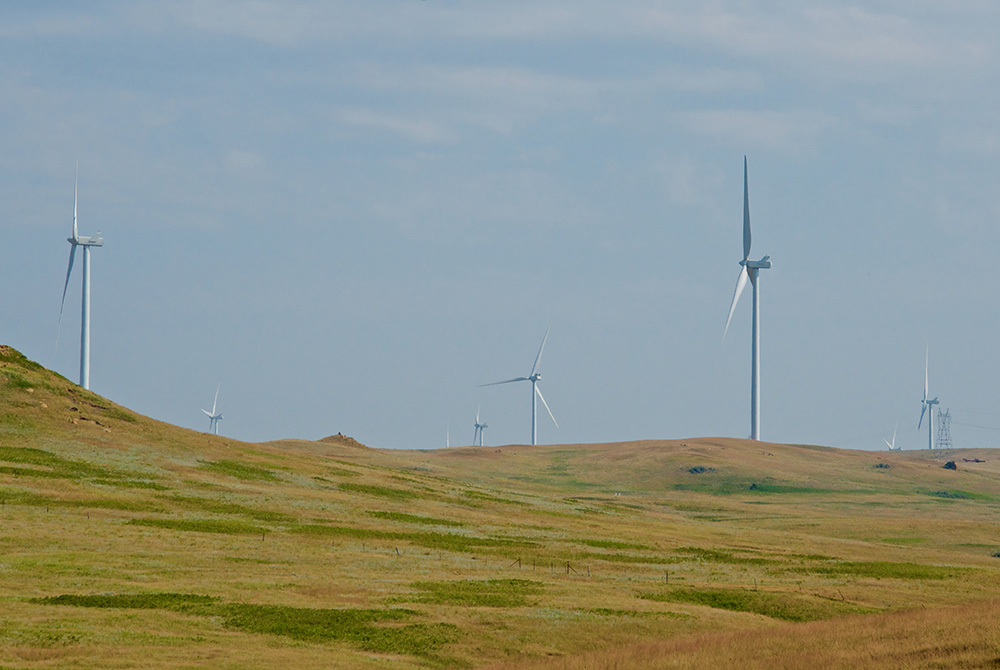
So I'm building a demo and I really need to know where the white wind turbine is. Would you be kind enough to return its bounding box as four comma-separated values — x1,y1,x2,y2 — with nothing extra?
57,166,104,391
883,423,900,451
202,384,224,435
723,157,771,441
473,408,488,447
918,348,939,450
481,325,557,446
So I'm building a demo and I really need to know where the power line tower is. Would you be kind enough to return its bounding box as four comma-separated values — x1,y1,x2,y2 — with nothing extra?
936,408,953,449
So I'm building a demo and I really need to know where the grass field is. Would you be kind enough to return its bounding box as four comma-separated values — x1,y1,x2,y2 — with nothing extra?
2,344,1000,668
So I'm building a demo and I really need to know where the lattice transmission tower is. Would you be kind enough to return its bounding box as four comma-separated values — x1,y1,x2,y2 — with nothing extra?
936,408,953,449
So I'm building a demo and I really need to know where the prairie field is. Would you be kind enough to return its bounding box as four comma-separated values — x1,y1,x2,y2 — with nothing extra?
2,344,1000,668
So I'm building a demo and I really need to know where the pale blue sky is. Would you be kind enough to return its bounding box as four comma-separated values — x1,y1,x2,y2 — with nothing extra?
3,2,1000,450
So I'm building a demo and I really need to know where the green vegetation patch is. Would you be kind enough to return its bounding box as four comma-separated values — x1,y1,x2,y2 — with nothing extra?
33,592,217,611
882,537,927,545
576,552,673,565
166,495,295,523
462,489,528,506
675,546,772,566
641,587,873,622
587,608,688,619
0,445,151,486
218,603,458,655
798,560,967,580
129,518,267,535
199,459,280,482
33,593,456,658
578,538,652,551
409,579,543,608
368,510,464,527
338,482,417,500
292,524,535,553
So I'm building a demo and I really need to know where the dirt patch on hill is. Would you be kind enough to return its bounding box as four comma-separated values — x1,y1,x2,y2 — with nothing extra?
319,433,368,449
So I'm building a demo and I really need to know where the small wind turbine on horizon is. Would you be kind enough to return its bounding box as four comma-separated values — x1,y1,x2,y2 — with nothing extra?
473,408,488,446
57,165,104,391
883,423,900,451
723,157,771,441
481,325,557,446
202,384,224,435
918,348,939,450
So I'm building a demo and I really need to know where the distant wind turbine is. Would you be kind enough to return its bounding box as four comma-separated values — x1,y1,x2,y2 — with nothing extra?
918,348,939,450
723,157,771,441
473,408,488,447
481,325,557,446
57,165,104,390
883,423,900,451
202,384,224,435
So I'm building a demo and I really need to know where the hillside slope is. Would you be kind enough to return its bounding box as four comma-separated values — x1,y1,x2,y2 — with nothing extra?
2,345,1000,669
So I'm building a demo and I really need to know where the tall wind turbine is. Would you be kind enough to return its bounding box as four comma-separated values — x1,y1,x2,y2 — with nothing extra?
723,157,771,441
481,325,557,446
202,384,224,435
58,166,104,390
473,408,488,447
918,348,939,450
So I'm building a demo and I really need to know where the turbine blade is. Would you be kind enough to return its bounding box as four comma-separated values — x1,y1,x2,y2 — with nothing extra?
73,162,79,242
723,266,749,340
58,244,78,328
202,408,212,417
212,384,220,414
535,385,558,428
530,323,551,377
480,377,529,387
743,156,751,261
918,403,926,430
883,438,892,450
924,346,929,401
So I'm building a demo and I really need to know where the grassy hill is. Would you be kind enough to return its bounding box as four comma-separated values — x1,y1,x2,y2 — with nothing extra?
2,345,1000,669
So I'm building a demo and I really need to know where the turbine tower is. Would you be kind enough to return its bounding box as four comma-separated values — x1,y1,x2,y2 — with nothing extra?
917,348,939,450
58,166,104,390
473,408,488,447
481,325,557,446
723,157,771,441
202,384,224,435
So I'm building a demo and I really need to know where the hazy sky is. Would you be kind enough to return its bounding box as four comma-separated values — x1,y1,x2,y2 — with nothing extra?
3,1,1000,451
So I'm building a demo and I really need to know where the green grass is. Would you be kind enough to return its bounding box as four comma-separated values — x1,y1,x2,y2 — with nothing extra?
34,593,458,658
291,523,535,553
578,538,652,551
798,561,969,580
128,518,267,535
0,445,148,484
641,587,875,622
166,494,296,523
675,546,772,566
338,482,418,500
199,459,280,482
32,592,217,611
367,510,464,526
409,579,544,607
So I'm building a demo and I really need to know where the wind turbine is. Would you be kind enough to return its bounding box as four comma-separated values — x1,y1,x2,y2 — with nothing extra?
883,423,900,451
918,348,939,450
723,157,771,441
473,408,488,446
202,384,224,435
481,325,557,446
58,165,104,390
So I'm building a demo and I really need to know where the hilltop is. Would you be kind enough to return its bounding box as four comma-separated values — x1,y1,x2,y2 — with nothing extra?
2,345,1000,669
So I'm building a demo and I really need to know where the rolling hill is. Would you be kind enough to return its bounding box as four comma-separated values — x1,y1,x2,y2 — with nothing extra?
2,344,999,669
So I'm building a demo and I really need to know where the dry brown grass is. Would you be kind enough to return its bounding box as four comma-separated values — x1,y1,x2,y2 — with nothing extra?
485,600,1000,669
